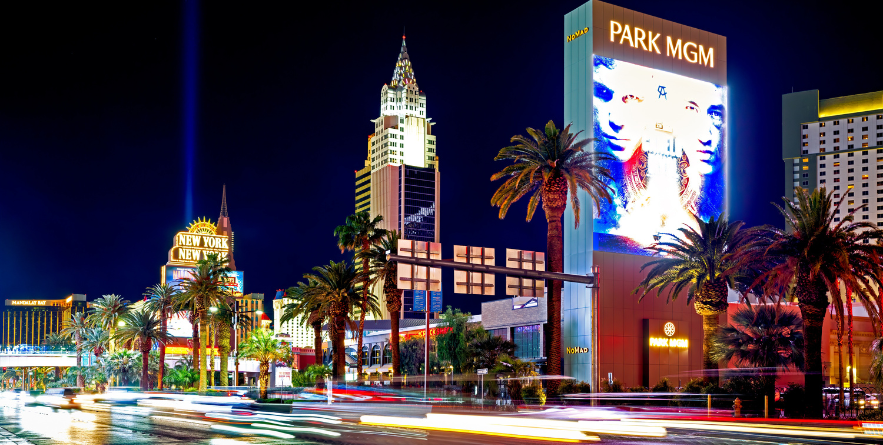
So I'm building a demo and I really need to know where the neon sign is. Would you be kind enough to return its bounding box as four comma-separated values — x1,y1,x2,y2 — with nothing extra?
8,300,47,306
649,337,688,348
566,347,589,354
167,217,231,265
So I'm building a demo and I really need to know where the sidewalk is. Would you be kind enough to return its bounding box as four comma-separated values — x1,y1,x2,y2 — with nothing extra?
0,427,31,445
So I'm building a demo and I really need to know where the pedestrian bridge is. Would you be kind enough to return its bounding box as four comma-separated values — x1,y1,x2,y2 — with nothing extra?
0,352,78,368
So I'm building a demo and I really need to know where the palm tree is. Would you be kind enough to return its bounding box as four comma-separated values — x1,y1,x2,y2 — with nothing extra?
490,120,614,380
177,253,231,391
362,230,403,386
114,308,172,390
633,213,746,383
88,294,130,353
282,280,326,380
103,350,140,387
740,187,883,418
43,333,71,350
60,312,89,387
145,283,178,389
212,301,250,387
82,327,110,364
334,210,386,379
238,328,283,400
304,261,375,379
712,304,804,408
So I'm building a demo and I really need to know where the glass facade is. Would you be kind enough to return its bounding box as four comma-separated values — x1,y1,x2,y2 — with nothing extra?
513,324,542,359
488,328,508,340
401,165,436,242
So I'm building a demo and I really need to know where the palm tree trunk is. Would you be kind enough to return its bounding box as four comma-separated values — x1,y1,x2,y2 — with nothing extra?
191,318,200,377
334,317,347,379
847,289,855,417
141,345,151,391
199,312,208,391
702,314,721,385
544,203,564,391
358,241,370,381
797,277,828,419
259,361,269,400
158,307,167,390
219,323,230,387
313,321,324,388
836,311,844,417
391,310,401,389
76,338,84,388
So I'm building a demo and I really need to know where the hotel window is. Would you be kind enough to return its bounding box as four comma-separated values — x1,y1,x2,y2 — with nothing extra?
849,168,855,173
834,170,840,174
864,191,870,195
820,148,826,152
834,178,840,182
820,132,826,137
834,162,840,166
802,181,809,186
849,176,855,181
802,134,808,139
863,127,870,131
864,143,870,148
821,155,827,160
803,173,809,178
864,167,870,172
513,324,542,359
834,217,841,222
834,185,841,190
834,154,841,159
834,120,840,125
849,145,855,149
848,118,854,123
835,194,840,198
863,117,869,122
834,146,840,151
834,130,841,135
802,166,809,170
834,138,841,143
821,122,826,127
849,129,855,133
802,157,809,162
848,136,855,141
820,172,826,176
802,124,808,129
848,200,855,206
865,199,870,204
864,215,870,220
820,163,826,168
802,142,808,147
864,135,870,140
878,116,883,119
803,150,808,154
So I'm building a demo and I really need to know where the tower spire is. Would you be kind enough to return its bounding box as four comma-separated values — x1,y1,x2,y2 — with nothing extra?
220,184,228,218
391,34,415,88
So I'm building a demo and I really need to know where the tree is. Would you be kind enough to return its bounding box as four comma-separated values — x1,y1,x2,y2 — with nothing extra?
103,350,140,387
145,283,178,389
43,333,72,349
88,294,129,353
712,304,804,408
212,300,249,387
282,280,326,378
634,213,747,383
362,230,404,385
490,120,614,381
435,307,470,374
114,308,172,390
164,357,199,389
60,312,89,387
300,261,376,379
82,327,110,363
238,328,283,400
740,187,883,418
335,210,386,379
468,328,517,370
177,253,231,391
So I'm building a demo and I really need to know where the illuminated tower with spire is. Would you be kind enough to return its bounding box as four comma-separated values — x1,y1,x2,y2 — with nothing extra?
355,35,440,319
216,184,236,270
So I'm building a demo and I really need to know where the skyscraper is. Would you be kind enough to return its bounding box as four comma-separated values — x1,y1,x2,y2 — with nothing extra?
355,36,440,319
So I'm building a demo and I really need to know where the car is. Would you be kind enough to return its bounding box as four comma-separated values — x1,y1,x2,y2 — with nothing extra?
36,387,82,408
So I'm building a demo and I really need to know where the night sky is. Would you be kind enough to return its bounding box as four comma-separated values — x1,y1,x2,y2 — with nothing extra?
1,1,882,320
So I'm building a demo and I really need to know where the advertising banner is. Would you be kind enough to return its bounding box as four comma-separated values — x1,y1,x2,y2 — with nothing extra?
413,290,426,312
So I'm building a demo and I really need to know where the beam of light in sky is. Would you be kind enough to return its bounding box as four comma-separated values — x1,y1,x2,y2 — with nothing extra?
182,0,199,224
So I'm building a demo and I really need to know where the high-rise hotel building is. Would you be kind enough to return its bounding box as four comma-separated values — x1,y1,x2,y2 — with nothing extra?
783,90,883,225
355,37,440,319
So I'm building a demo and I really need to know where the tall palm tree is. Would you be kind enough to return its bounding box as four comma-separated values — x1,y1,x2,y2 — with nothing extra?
490,120,614,380
212,300,250,387
334,210,386,379
304,261,376,379
88,294,130,353
633,213,746,383
43,333,71,349
103,350,140,387
60,312,89,387
82,327,110,364
740,187,883,418
145,283,178,389
238,328,283,400
114,308,172,390
177,253,231,391
282,280,325,377
712,304,804,408
362,230,404,386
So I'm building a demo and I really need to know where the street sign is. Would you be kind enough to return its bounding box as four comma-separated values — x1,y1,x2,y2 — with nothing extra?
505,249,545,297
397,240,442,292
454,246,495,295
430,290,443,312
413,290,427,312
477,368,488,375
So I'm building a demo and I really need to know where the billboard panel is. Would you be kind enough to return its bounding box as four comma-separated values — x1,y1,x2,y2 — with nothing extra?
591,55,726,254
163,266,244,296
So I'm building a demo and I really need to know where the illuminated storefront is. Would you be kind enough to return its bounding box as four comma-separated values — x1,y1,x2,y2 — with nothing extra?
562,1,727,387
1,295,88,347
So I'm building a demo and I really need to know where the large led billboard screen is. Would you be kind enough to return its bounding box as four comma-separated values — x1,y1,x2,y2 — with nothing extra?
164,265,244,296
591,55,725,254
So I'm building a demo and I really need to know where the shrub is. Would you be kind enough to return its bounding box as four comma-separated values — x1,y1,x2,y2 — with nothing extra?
628,386,648,393
601,378,624,393
507,379,523,402
522,383,546,405
652,378,674,392
780,384,806,419
857,409,883,421
559,380,591,395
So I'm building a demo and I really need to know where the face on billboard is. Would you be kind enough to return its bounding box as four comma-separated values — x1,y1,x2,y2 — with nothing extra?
592,55,726,254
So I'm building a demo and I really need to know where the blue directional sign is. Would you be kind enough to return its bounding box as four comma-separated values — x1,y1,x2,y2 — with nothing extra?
430,291,443,312
413,290,427,312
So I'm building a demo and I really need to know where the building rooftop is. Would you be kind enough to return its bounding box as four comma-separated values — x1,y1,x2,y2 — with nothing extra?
819,90,883,118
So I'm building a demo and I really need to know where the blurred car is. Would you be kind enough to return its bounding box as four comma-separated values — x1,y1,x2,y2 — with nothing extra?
80,386,145,405
1,389,25,401
36,387,82,408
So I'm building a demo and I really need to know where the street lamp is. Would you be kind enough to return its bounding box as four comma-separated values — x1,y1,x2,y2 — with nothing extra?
118,321,125,327
210,307,218,314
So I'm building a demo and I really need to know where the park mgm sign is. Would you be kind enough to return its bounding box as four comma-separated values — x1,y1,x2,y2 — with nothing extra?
167,217,231,266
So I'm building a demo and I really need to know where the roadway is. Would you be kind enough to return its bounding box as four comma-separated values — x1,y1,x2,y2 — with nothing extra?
0,399,880,444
